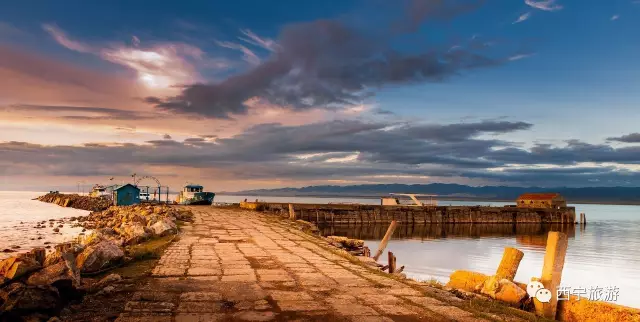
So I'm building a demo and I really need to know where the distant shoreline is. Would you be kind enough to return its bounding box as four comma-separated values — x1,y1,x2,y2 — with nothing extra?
218,193,640,206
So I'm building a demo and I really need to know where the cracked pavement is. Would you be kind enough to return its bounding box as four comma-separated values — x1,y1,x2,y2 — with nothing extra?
115,207,498,322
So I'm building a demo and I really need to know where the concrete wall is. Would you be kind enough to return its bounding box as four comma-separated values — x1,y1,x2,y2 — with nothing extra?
240,202,577,224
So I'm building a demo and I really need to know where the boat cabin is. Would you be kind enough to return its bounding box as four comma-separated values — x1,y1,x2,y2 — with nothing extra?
89,184,113,198
184,184,204,193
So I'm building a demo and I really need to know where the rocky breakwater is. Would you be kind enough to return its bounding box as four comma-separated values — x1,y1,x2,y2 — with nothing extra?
36,193,112,212
0,204,193,321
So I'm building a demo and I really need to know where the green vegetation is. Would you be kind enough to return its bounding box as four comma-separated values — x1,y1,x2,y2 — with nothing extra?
125,235,175,260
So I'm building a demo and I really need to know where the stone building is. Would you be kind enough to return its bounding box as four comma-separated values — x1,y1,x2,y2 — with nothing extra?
516,193,567,209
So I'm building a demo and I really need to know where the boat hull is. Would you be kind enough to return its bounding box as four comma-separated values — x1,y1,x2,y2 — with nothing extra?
177,192,215,205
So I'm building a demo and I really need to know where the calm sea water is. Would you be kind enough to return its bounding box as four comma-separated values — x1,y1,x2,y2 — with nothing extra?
216,194,640,309
3,192,640,308
0,191,89,260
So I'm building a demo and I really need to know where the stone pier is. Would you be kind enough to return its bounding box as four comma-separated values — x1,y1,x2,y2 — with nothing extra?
115,207,536,322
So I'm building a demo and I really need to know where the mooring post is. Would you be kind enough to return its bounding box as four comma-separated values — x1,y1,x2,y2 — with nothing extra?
388,251,397,273
495,247,524,281
580,213,586,226
534,231,569,319
288,204,295,220
373,220,398,261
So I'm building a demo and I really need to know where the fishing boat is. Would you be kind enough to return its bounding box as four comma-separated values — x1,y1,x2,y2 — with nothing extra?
175,184,215,205
89,184,112,198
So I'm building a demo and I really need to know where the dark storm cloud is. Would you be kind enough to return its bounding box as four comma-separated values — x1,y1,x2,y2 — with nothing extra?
146,0,507,119
5,104,153,120
2,119,639,186
488,140,640,165
607,133,640,143
406,121,533,142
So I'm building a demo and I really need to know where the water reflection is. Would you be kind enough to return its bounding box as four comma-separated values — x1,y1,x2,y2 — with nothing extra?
319,223,576,243
320,221,640,309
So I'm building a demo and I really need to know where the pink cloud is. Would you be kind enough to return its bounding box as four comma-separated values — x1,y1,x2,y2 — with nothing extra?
42,23,93,53
41,24,229,91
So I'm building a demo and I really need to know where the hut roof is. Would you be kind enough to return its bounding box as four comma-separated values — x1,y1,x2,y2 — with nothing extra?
517,193,561,200
114,183,140,192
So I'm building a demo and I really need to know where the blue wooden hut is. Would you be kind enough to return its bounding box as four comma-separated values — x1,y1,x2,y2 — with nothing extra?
112,184,140,206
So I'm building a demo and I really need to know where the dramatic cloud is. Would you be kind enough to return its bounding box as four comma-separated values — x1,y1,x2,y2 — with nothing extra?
42,24,230,91
525,0,563,12
607,133,640,143
2,119,638,187
146,0,511,119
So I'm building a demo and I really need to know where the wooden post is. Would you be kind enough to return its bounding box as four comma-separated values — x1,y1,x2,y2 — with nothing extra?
288,204,295,220
373,220,398,261
316,209,319,223
580,213,586,226
534,231,569,319
363,246,371,257
388,251,397,273
495,247,524,281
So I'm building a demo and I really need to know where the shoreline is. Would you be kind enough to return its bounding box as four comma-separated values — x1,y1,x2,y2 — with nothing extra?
0,193,195,321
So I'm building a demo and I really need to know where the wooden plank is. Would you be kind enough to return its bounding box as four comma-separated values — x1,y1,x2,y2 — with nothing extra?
373,220,398,261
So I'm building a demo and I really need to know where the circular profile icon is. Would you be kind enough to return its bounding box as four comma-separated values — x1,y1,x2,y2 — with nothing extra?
535,288,552,303
527,281,544,298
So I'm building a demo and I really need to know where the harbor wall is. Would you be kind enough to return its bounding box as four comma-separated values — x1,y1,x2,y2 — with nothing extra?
239,202,577,224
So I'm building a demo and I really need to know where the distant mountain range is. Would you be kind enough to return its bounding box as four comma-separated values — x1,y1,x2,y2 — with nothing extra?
225,183,640,204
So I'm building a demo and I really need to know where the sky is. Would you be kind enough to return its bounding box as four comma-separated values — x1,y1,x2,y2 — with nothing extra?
1,0,640,192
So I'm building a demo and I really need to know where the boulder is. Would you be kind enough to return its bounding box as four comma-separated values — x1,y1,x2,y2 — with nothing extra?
119,223,150,245
26,262,68,286
44,243,84,267
0,255,42,281
0,283,61,314
494,279,527,305
29,248,46,266
75,240,124,274
150,218,177,237
27,253,80,288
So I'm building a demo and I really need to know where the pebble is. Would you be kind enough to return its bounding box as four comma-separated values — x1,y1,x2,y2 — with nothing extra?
53,228,60,232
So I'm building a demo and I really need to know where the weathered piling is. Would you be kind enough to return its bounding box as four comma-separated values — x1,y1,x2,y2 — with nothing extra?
388,251,397,273
535,231,569,319
373,220,398,261
288,204,295,220
580,213,586,226
495,247,524,281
